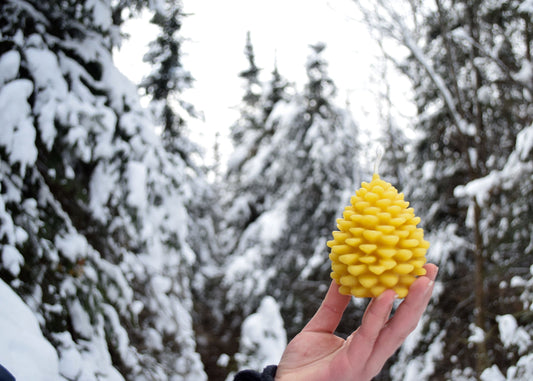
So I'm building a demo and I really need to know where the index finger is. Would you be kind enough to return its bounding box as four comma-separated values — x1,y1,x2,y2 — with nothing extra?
303,281,351,334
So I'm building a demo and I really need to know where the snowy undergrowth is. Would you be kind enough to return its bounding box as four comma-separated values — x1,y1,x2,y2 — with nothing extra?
227,296,287,381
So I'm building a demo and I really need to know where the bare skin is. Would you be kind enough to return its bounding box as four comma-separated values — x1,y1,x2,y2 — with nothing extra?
275,264,439,381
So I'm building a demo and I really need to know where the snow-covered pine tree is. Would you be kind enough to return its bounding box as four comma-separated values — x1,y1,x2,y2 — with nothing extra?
262,56,290,125
0,1,213,379
229,31,263,149
222,43,363,366
266,42,364,338
355,0,533,379
140,0,199,161
192,34,293,381
223,33,290,247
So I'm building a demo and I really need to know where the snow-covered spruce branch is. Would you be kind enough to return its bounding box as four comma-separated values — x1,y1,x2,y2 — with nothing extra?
449,27,533,98
454,123,533,206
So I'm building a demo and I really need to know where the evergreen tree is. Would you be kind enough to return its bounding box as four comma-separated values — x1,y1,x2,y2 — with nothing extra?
221,43,363,370
193,35,293,381
140,0,198,161
224,34,290,239
304,42,337,118
0,1,213,379
229,31,263,148
262,55,289,124
355,0,533,379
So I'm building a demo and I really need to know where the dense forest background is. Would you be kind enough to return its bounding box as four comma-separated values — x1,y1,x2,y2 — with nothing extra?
0,1,532,380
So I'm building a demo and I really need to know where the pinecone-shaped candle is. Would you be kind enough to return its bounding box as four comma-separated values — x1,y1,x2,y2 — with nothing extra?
327,174,429,298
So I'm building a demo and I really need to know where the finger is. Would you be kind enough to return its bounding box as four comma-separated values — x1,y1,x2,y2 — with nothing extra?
423,263,439,282
303,281,351,334
365,264,438,372
347,289,396,362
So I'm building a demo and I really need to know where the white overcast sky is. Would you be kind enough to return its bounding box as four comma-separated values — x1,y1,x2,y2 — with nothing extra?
114,0,413,163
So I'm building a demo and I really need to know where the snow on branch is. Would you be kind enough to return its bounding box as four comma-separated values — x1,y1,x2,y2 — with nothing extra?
454,124,533,205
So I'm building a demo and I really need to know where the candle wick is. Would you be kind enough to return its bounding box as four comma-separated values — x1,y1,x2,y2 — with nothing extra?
373,145,384,174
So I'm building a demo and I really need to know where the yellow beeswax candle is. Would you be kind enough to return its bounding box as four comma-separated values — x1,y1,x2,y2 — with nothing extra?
327,173,430,298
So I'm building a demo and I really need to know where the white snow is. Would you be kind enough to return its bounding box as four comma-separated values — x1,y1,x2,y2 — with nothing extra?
465,201,476,229
25,46,68,149
454,123,533,206
496,314,531,354
127,161,148,211
68,298,94,339
516,123,533,161
53,328,126,381
258,203,286,243
55,232,89,263
507,353,533,380
0,50,20,85
480,365,506,381
152,274,173,294
55,337,83,380
1,245,24,277
477,85,493,105
400,329,445,381
513,60,532,85
0,79,37,173
234,296,287,373
89,162,118,222
36,97,59,150
223,197,289,300
519,0,533,14
87,0,113,30
421,160,436,180
102,304,137,369
468,323,485,344
217,353,230,367
0,279,61,381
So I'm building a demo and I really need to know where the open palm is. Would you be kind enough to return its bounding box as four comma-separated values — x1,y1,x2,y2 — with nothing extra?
275,264,438,381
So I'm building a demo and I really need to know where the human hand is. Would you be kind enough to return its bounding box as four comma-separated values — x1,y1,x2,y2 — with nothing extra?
275,264,438,381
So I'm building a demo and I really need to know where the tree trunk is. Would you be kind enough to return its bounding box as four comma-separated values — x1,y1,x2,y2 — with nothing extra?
473,200,489,378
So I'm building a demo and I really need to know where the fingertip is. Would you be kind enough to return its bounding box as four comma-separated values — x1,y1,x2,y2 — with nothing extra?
402,274,435,310
329,280,351,302
330,279,342,293
372,290,396,318
413,274,432,292
423,263,439,281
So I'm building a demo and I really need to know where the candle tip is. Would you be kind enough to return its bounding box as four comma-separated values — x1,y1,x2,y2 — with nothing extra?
373,144,385,174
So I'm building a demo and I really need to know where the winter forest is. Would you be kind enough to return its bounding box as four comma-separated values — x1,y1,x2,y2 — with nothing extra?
0,0,532,380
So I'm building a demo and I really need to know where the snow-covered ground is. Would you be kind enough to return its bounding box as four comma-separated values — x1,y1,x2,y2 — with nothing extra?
0,279,60,380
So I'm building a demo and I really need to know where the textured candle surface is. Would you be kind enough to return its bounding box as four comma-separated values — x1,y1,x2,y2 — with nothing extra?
327,173,430,298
